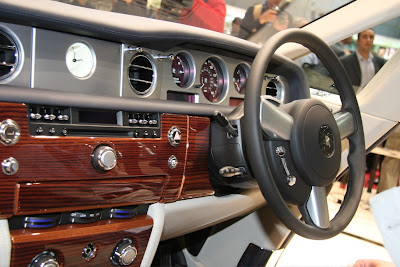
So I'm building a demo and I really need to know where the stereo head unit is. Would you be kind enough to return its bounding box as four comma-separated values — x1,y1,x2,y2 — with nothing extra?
28,105,161,138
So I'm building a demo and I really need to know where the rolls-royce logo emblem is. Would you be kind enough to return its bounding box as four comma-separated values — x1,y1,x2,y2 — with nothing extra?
168,126,181,147
319,125,335,158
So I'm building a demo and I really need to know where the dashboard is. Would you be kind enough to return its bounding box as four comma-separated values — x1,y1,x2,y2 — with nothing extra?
1,23,288,106
0,1,310,266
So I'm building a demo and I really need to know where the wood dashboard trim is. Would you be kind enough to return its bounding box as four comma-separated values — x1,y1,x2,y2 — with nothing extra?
0,102,214,217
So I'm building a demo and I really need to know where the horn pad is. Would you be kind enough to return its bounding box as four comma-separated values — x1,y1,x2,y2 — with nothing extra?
286,99,341,187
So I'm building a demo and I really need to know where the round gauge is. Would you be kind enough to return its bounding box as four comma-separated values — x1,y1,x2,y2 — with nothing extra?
65,42,96,79
200,58,226,102
233,63,250,94
171,52,194,88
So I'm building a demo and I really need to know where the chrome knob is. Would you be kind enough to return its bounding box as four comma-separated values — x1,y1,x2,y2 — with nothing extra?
29,251,59,267
2,157,19,175
110,238,137,266
0,119,20,145
92,145,117,171
167,126,181,147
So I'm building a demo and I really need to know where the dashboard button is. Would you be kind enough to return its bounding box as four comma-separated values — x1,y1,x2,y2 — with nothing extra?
110,238,137,266
2,157,19,175
168,126,181,147
0,119,20,145
92,145,117,171
29,251,59,267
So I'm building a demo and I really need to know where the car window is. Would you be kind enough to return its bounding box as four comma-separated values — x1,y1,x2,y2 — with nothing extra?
54,1,399,97
302,16,400,96
55,1,352,39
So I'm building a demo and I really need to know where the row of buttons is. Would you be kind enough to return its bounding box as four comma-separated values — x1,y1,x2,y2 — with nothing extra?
128,118,158,125
128,113,159,126
133,130,159,138
30,113,69,121
33,126,159,138
35,127,68,136
29,106,70,123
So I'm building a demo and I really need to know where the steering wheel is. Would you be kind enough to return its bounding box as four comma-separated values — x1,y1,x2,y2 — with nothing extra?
244,29,365,240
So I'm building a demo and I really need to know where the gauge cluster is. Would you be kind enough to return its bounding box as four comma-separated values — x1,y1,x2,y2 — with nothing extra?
156,48,280,106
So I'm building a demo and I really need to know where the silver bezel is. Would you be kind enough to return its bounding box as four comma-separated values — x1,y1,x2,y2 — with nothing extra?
127,51,157,97
0,26,24,84
233,62,251,95
200,56,229,104
172,51,196,89
65,41,97,80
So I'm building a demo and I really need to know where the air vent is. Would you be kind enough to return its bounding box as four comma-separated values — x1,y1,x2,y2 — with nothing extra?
265,76,284,102
0,30,20,81
128,53,155,95
24,214,61,229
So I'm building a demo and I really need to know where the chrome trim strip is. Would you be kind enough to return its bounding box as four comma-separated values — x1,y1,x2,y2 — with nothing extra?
31,27,36,88
119,43,124,97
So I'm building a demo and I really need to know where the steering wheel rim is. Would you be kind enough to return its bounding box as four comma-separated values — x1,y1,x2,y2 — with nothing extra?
244,29,365,240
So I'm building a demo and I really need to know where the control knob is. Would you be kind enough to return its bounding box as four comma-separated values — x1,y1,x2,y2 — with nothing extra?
92,145,117,171
29,251,59,267
0,119,20,145
110,238,137,266
2,157,19,175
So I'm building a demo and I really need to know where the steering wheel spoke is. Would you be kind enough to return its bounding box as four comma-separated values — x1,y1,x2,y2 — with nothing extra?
334,111,356,140
304,186,331,229
260,96,293,140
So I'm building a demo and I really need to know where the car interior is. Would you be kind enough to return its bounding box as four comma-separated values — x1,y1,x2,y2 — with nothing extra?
0,0,399,266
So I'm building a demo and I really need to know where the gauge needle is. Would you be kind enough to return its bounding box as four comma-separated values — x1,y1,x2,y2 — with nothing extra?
71,50,82,63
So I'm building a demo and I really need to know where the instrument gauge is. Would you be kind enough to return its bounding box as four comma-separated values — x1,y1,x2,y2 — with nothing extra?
65,42,96,79
200,57,226,102
171,52,194,88
233,63,250,94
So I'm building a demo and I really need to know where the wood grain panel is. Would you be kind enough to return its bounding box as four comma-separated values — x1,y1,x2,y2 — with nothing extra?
0,102,213,217
0,103,28,216
180,116,214,199
10,214,152,267
17,176,164,214
158,114,188,202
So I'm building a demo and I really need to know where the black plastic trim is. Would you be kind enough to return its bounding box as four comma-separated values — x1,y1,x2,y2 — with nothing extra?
0,85,233,116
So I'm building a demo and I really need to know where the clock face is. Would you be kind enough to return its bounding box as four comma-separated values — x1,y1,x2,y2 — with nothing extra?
65,42,96,79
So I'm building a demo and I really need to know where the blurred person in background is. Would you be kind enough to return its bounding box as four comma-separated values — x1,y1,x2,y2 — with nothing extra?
238,0,284,39
112,0,149,16
178,0,226,32
377,126,400,193
230,17,242,37
340,29,386,92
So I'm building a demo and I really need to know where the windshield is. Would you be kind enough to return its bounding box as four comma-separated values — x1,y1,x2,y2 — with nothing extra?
53,1,400,97
55,0,352,43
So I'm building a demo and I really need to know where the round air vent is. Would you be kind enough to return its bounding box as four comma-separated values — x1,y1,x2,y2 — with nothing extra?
128,53,156,96
0,29,21,82
265,76,284,102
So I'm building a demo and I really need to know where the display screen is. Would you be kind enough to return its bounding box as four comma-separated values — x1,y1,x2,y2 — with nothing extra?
79,110,118,124
167,91,199,103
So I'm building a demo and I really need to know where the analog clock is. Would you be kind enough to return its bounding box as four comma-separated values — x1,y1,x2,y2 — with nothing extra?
65,42,96,79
